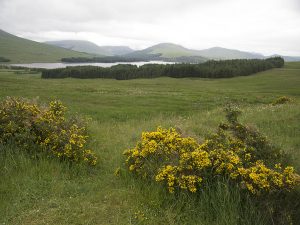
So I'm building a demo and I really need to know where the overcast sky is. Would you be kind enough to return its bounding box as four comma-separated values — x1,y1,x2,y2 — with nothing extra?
0,0,299,56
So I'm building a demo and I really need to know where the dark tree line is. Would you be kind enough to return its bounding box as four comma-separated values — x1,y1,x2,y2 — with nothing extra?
0,57,10,62
42,57,284,80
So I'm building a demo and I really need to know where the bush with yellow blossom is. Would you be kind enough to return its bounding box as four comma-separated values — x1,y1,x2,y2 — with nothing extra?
0,97,97,165
272,96,293,105
124,105,299,195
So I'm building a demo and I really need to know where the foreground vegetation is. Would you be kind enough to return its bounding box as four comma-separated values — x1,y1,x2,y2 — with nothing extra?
0,97,97,165
42,57,284,80
124,107,298,195
0,62,300,224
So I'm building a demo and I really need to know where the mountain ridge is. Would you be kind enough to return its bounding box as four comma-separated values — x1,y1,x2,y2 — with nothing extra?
197,46,265,59
45,40,134,56
125,43,271,61
1,29,300,63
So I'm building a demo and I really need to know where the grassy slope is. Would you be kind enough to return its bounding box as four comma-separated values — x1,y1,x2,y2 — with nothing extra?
0,62,300,224
197,47,264,59
0,30,92,63
150,43,197,57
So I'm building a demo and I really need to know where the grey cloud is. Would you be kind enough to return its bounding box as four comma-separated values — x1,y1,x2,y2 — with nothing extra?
0,0,299,55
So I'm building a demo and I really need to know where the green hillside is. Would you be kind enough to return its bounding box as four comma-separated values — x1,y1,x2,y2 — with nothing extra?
0,30,93,63
198,47,265,59
127,43,200,58
148,43,198,57
125,43,207,62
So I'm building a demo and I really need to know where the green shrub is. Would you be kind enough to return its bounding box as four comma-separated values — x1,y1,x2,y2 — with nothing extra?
0,97,97,165
272,96,292,105
0,56,10,62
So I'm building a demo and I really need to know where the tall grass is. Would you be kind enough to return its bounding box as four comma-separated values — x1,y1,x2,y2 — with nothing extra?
0,62,299,224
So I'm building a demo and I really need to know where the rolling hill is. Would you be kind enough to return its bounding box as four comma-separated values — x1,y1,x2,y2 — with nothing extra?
0,30,93,63
45,40,134,56
125,43,267,61
197,47,265,59
197,48,300,61
124,43,207,62
126,43,300,62
126,43,199,58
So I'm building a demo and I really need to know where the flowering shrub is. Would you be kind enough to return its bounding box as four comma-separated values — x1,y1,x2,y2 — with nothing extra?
124,107,299,195
0,97,97,165
272,96,292,105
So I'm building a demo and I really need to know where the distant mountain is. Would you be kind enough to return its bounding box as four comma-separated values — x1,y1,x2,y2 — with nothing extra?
125,43,266,61
197,47,265,60
270,54,300,62
45,40,134,56
126,43,199,58
100,45,135,56
45,40,106,56
126,44,300,62
0,29,92,63
124,43,207,62
1,30,299,64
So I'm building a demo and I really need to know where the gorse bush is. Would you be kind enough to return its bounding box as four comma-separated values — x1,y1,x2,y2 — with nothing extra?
272,96,293,105
124,105,299,195
0,56,10,62
0,97,97,165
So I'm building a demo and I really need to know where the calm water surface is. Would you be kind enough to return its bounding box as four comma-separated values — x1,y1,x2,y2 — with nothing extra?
10,61,173,69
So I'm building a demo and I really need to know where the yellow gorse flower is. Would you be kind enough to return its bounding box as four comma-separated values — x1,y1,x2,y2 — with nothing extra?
0,97,97,165
124,126,299,195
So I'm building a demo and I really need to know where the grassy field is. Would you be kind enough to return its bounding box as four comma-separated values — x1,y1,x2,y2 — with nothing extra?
0,30,92,63
0,62,300,224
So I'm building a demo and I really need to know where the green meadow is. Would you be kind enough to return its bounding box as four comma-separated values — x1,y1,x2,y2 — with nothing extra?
1,62,300,224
